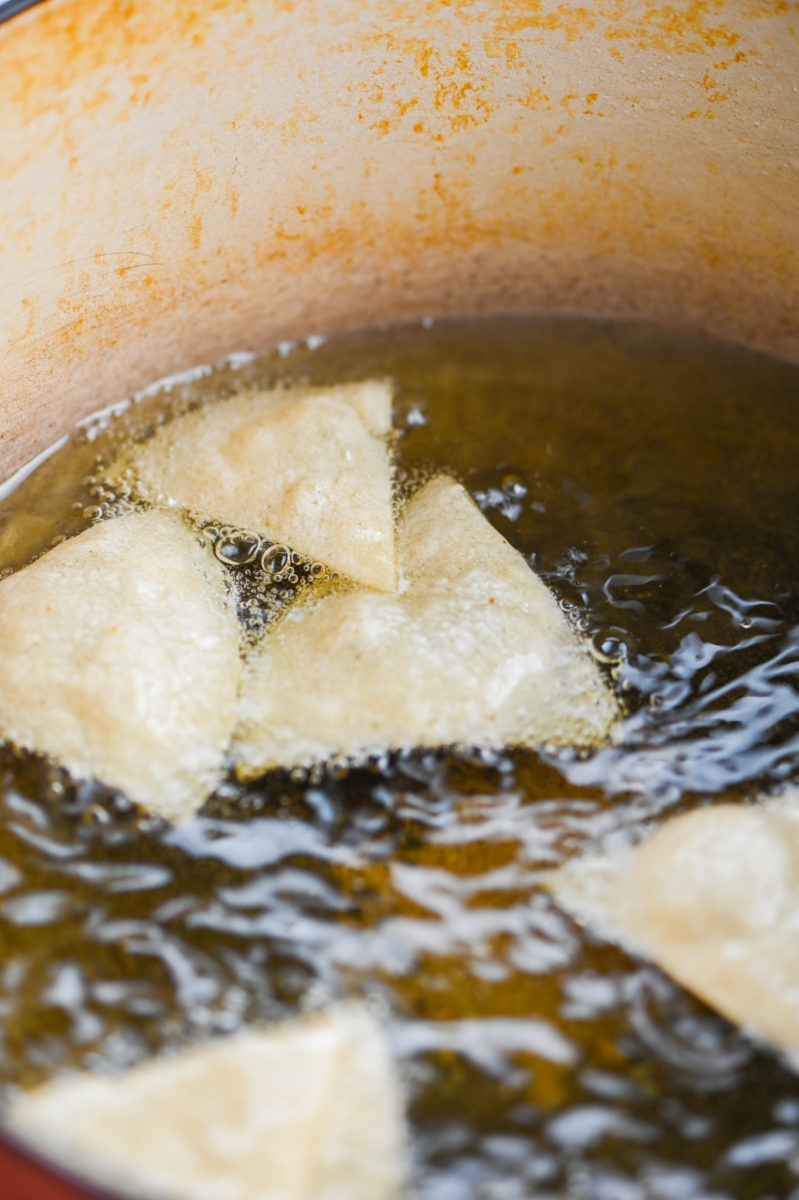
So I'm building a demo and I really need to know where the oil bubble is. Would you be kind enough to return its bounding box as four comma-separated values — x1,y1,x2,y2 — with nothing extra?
214,531,261,567
262,544,291,576
502,473,527,498
592,633,628,665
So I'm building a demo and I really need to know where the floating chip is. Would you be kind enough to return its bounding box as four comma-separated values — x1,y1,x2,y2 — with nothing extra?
7,1006,408,1200
0,511,240,821
550,788,799,1059
235,476,617,772
113,381,396,592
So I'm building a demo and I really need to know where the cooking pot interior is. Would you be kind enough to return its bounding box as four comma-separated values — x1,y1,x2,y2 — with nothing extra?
1,0,797,482
0,1,797,1198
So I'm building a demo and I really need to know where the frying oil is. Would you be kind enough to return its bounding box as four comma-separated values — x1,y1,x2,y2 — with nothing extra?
0,317,797,1199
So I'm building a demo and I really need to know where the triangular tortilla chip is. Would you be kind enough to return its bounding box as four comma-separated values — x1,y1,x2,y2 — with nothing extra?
0,511,240,821
112,381,396,592
8,1007,407,1200
328,378,393,437
234,476,616,771
550,787,799,1060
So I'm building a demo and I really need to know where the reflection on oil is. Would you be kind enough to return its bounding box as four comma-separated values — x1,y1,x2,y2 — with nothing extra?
0,317,797,1198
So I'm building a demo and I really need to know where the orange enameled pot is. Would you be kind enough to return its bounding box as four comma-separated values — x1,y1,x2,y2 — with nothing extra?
0,0,797,1195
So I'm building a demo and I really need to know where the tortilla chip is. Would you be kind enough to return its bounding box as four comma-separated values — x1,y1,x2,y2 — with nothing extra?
113,381,396,592
7,1007,407,1200
0,511,240,821
550,787,799,1058
235,476,616,771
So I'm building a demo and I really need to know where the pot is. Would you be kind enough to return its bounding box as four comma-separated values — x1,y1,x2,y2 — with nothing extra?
0,1,797,1195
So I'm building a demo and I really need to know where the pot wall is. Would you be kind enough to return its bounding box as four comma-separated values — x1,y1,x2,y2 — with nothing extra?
0,2,797,1196
0,0,797,479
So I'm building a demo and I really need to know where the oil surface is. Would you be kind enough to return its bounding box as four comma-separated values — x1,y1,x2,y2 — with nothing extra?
0,317,798,1199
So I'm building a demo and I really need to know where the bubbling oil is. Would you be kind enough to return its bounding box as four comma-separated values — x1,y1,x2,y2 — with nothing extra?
0,317,798,1199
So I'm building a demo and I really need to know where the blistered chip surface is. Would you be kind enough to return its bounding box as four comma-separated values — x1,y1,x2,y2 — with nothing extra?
114,381,396,592
0,511,240,821
551,787,799,1058
235,476,617,772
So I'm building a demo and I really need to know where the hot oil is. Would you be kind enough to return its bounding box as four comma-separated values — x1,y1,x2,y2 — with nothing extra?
0,317,798,1199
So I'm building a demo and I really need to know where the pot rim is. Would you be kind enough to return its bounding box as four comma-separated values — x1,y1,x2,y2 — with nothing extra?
0,1122,121,1199
0,0,45,23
